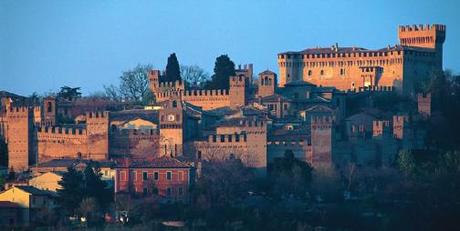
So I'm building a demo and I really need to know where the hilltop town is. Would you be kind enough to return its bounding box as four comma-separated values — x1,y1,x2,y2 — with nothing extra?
0,23,459,230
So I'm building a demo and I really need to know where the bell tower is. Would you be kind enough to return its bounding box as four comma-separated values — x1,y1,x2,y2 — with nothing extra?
257,70,277,97
159,99,184,157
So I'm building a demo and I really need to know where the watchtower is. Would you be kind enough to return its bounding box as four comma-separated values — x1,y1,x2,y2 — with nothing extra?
309,116,334,167
6,106,36,172
43,96,56,126
398,24,446,68
86,111,110,160
257,70,277,98
229,75,247,108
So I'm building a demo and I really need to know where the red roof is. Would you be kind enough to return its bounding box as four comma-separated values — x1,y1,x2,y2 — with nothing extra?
116,156,192,169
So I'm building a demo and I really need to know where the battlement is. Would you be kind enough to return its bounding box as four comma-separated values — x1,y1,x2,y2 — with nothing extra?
37,126,86,135
183,89,229,97
237,119,265,128
230,75,246,84
157,80,185,89
398,24,446,32
311,115,334,124
347,85,394,93
267,141,306,147
6,106,32,114
111,128,158,136
393,115,409,123
208,132,248,143
86,111,109,119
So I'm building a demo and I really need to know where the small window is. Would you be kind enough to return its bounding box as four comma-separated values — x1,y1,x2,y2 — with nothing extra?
308,70,312,76
154,172,159,180
320,70,324,75
228,135,232,142
167,171,172,180
143,172,148,180
172,100,177,108
220,135,225,142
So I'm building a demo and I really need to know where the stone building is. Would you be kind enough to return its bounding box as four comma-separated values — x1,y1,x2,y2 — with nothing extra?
278,24,446,95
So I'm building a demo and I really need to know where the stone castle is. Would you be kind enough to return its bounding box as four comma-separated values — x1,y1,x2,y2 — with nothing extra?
278,24,446,95
0,23,444,177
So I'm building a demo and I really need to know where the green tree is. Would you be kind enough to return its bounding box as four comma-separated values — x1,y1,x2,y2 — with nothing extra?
57,166,84,215
269,150,313,198
83,162,113,211
165,53,181,82
192,158,255,209
57,86,82,101
397,150,416,177
205,54,236,90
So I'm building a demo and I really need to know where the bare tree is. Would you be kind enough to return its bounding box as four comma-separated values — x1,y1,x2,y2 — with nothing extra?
180,65,210,88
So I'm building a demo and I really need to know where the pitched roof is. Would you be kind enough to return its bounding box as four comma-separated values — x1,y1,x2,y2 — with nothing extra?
15,186,53,196
117,156,192,169
259,70,276,75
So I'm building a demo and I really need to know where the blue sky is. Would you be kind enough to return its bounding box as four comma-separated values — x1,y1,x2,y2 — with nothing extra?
1,0,459,96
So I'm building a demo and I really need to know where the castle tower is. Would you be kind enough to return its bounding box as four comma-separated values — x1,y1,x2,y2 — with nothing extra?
229,75,247,108
372,120,391,138
159,99,184,157
277,53,303,87
43,97,56,125
86,111,110,160
398,24,446,69
417,93,431,119
6,106,36,172
236,64,254,84
148,70,161,94
257,70,277,98
393,115,408,140
309,116,333,168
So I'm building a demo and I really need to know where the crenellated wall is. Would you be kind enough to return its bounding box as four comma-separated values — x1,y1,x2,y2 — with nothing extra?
188,119,267,173
149,69,247,110
36,111,110,163
37,126,89,162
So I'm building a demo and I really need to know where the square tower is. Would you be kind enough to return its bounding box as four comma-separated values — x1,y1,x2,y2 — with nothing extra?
257,70,277,98
159,99,184,157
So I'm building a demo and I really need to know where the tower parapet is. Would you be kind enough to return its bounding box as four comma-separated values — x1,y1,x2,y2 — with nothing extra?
398,24,445,69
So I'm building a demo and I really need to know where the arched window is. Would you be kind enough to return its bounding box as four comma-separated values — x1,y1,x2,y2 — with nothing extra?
47,102,52,113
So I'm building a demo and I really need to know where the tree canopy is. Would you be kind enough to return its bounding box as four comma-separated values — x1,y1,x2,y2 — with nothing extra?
180,65,209,88
57,162,113,217
104,64,153,105
205,55,236,90
57,86,82,101
164,53,181,82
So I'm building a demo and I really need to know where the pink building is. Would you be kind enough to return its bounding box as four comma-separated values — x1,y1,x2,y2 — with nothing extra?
114,157,194,203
